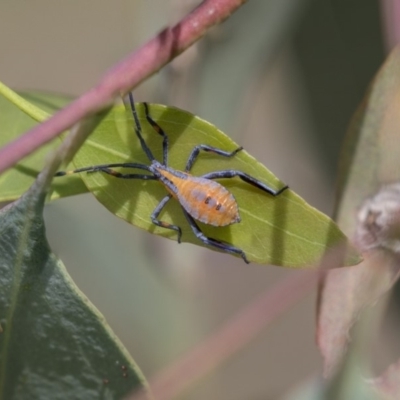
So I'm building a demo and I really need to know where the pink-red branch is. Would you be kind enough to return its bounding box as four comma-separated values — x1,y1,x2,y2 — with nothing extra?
380,0,400,51
0,0,247,175
128,271,317,400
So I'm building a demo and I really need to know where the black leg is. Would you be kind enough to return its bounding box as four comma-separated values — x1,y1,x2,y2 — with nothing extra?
201,170,288,196
88,167,157,180
185,145,243,172
55,162,151,177
143,103,169,166
151,195,182,242
182,208,249,264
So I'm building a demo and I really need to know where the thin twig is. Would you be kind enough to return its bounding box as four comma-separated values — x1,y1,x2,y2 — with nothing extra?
128,271,317,400
380,0,400,51
0,0,248,175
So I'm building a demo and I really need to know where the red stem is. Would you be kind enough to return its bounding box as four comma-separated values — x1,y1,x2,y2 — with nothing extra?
380,0,400,51
0,0,247,175
128,271,317,400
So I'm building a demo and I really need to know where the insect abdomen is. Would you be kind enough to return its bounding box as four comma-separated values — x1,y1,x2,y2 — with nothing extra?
178,176,240,226
155,166,241,227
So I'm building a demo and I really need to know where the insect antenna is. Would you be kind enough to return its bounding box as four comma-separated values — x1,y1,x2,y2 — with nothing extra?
143,102,169,166
128,92,155,162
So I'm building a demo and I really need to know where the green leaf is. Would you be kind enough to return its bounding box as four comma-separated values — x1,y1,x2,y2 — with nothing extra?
0,171,149,399
0,91,87,202
0,86,358,266
59,102,359,267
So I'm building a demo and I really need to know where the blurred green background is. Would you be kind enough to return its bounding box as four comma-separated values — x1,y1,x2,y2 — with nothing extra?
0,1,390,399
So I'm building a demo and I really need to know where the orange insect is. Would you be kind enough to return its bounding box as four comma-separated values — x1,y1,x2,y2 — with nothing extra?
56,93,288,263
